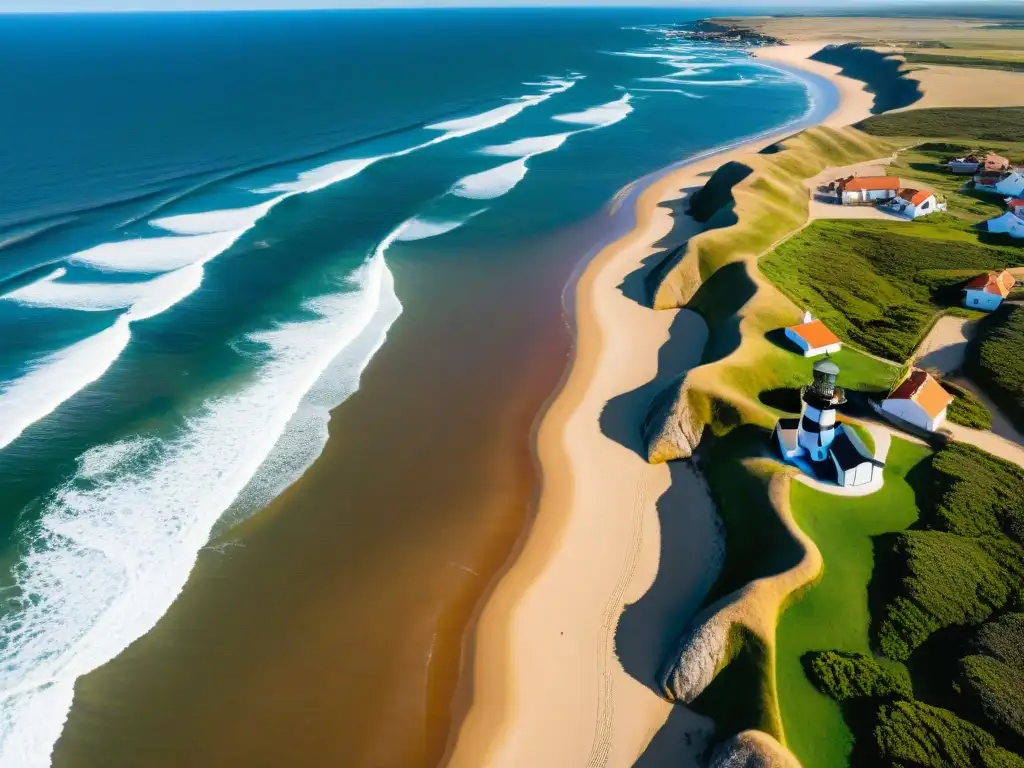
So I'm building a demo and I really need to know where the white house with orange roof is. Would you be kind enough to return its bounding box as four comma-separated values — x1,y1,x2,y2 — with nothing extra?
784,312,842,357
882,370,954,432
836,175,901,205
889,188,944,219
963,270,1017,311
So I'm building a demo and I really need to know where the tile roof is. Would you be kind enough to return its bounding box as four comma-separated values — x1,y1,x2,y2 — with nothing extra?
887,370,954,420
966,270,1016,297
896,188,933,206
839,175,901,192
787,320,841,349
830,430,872,471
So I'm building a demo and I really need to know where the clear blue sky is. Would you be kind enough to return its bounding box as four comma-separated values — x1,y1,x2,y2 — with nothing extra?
0,0,1014,11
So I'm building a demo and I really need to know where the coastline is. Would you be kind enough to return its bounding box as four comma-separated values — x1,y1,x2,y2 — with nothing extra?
445,43,874,767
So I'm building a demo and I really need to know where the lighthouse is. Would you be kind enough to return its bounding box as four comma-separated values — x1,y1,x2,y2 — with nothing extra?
798,356,846,462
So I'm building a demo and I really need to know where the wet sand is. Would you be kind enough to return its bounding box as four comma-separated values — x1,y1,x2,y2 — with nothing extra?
51,220,599,768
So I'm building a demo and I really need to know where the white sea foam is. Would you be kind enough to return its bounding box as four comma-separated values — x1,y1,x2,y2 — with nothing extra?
450,157,529,200
151,200,277,235
4,266,203,319
0,235,403,768
251,157,382,195
68,231,244,273
0,320,132,452
395,210,484,241
479,133,571,157
628,87,705,98
553,94,633,128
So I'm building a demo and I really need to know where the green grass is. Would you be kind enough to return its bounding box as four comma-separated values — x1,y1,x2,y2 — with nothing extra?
902,52,1024,72
776,439,932,768
966,304,1024,434
858,107,1024,144
887,144,1018,222
760,219,1024,360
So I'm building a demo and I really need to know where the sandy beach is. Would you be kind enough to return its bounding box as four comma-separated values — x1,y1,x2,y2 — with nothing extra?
445,45,874,768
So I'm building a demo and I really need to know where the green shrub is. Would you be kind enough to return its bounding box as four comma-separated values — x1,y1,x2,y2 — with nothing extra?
873,531,1024,661
966,305,1024,434
958,655,1024,744
805,650,912,701
974,613,1024,669
873,700,1024,767
943,381,993,430
926,443,1024,543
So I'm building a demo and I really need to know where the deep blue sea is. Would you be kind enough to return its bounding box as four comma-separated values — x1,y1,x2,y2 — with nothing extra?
0,9,832,765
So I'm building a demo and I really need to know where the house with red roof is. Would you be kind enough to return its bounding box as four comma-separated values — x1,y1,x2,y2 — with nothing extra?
836,175,901,205
882,370,954,432
784,312,842,357
963,269,1017,311
889,187,944,219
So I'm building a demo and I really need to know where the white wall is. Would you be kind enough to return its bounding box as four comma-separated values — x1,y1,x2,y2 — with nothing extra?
882,398,942,431
964,289,1004,312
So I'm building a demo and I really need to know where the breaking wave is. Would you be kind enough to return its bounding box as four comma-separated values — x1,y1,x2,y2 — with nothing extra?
0,231,403,768
553,94,633,127
450,158,530,200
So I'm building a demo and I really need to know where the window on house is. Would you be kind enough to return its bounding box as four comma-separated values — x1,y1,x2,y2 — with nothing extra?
921,200,930,210
973,298,980,305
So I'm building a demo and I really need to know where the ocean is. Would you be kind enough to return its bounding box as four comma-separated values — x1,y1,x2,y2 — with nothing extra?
0,9,830,767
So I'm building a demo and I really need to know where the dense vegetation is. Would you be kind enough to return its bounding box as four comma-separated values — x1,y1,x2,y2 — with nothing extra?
858,107,1024,143
810,44,922,114
966,305,1024,433
760,218,1024,360
943,380,993,430
800,443,1024,765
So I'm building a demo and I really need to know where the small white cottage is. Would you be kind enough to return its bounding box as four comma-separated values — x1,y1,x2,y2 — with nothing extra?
890,188,943,219
784,313,842,357
963,270,1016,311
882,370,954,432
837,175,901,205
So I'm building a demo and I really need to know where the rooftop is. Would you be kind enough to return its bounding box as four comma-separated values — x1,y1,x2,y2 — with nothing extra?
896,188,932,206
839,175,901,193
966,270,1016,298
787,319,841,349
887,370,954,420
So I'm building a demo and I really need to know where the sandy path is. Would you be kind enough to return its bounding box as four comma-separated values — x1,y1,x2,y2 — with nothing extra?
914,315,975,375
445,45,875,768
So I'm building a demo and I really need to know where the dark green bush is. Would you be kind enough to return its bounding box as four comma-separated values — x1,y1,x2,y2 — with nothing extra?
874,531,1024,661
873,700,1024,767
943,381,993,430
805,650,912,701
967,305,1024,435
958,655,1024,745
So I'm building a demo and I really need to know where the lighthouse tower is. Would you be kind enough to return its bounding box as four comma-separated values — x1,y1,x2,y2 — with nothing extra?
798,356,846,462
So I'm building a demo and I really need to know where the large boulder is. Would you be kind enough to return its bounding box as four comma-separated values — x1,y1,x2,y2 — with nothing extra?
707,730,801,768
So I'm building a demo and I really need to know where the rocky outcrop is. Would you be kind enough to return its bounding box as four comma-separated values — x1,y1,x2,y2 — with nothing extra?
659,607,730,701
707,730,802,768
643,379,705,464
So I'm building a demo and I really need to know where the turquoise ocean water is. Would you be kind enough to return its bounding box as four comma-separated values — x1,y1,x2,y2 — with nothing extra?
0,9,832,765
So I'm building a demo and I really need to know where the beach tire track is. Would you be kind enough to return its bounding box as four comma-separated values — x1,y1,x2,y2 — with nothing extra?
585,466,648,768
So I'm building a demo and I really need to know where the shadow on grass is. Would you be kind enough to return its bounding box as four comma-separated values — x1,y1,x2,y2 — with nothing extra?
759,387,802,414
687,261,758,366
700,426,804,608
690,625,775,740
